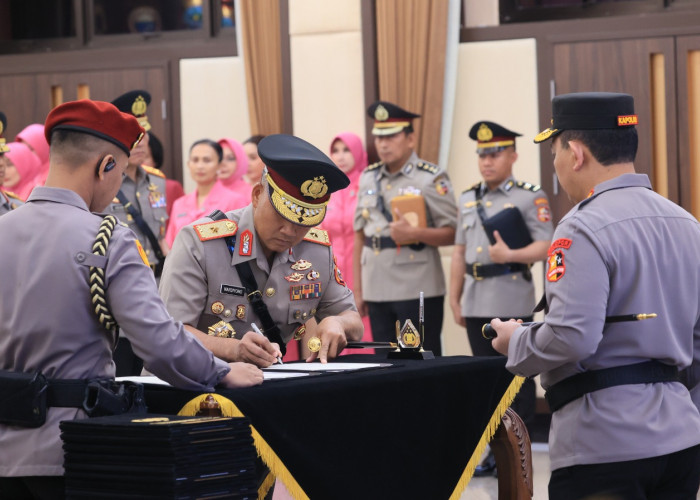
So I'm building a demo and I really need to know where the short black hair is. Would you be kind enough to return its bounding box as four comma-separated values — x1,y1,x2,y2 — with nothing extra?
244,134,266,146
558,127,638,165
189,138,223,163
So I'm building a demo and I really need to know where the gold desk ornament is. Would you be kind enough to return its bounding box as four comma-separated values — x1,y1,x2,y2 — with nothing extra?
388,291,435,360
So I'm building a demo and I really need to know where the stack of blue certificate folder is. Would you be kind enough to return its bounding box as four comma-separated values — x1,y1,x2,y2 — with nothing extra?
60,414,257,499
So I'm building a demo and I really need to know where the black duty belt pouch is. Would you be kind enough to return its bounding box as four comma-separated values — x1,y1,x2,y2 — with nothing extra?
0,370,48,428
82,380,147,418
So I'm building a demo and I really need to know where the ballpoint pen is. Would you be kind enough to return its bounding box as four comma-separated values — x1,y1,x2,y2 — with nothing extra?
251,322,283,364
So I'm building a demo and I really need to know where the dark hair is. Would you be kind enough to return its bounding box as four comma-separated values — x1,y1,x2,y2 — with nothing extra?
189,139,223,162
558,128,638,165
244,134,266,146
148,132,164,169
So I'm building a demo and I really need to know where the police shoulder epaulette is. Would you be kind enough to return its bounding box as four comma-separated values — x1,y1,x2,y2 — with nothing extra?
515,180,541,192
303,227,331,246
193,219,238,242
461,182,482,195
3,190,23,201
416,161,439,175
142,165,166,179
366,161,383,172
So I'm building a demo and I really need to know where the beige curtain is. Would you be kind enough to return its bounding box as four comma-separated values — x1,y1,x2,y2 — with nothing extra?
239,0,284,135
375,0,449,164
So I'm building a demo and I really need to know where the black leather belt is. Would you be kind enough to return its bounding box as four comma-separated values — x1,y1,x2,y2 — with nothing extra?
364,236,425,252
465,262,530,280
545,360,679,412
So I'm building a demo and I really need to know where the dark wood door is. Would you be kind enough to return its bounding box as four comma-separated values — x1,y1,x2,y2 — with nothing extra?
546,37,677,221
0,64,176,179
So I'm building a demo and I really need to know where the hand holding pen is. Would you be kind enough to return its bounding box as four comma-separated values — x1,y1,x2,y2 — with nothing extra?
251,323,283,365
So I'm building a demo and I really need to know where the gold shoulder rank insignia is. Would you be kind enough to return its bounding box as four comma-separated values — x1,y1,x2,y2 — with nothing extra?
366,161,383,171
142,165,166,179
134,240,150,266
462,182,482,195
515,180,541,192
194,220,238,241
303,228,331,246
4,190,23,201
416,161,439,175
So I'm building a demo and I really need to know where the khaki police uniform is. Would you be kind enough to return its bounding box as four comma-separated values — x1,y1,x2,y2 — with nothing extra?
0,190,23,215
354,151,457,301
0,187,230,477
106,164,167,267
160,204,357,346
457,177,553,318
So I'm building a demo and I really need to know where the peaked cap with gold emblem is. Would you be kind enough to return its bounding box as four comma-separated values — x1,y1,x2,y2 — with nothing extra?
367,100,420,136
469,121,522,155
534,92,637,143
0,112,9,154
259,134,350,227
111,90,152,132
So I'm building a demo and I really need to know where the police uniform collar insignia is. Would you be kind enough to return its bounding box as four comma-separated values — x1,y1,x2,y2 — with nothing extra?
303,228,331,246
194,220,238,241
504,180,514,192
239,229,253,256
403,163,414,174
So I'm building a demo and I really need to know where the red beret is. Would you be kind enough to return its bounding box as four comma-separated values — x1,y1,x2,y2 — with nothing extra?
44,99,145,155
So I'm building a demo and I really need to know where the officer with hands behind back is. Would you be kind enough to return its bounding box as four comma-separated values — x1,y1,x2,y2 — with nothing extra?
0,100,262,500
353,101,457,355
159,134,363,366
490,92,700,499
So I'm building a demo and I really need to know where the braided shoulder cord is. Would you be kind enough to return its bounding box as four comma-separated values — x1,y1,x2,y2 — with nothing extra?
90,214,119,331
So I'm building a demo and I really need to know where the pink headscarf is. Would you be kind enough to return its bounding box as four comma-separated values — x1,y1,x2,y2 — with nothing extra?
329,132,368,183
4,142,42,200
16,124,50,187
217,138,249,187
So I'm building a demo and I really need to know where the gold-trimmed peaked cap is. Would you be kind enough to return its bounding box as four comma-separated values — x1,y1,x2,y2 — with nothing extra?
0,111,9,153
367,100,420,136
258,134,350,227
469,121,521,155
534,92,638,143
111,90,152,132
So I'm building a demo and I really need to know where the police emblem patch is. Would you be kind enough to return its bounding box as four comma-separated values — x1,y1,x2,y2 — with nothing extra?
547,250,566,282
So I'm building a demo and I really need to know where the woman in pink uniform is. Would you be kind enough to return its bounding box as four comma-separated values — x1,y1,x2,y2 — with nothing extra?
166,139,247,247
217,137,250,200
3,141,42,200
16,123,50,187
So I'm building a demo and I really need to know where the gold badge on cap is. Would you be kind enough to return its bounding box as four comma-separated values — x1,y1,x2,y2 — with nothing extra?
374,104,389,121
211,301,225,315
300,176,328,199
132,95,148,116
307,336,322,353
477,123,493,142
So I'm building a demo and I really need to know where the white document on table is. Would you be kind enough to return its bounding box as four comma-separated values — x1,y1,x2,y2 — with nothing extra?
263,362,388,372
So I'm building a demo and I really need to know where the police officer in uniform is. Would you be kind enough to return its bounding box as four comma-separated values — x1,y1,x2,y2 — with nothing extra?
449,122,552,474
160,134,363,366
0,100,262,500
106,90,169,376
491,92,700,499
353,101,457,356
0,112,23,215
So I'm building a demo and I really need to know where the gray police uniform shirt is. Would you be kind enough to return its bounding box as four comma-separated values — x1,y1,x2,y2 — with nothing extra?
353,151,457,301
159,204,357,344
456,177,553,317
0,189,23,216
506,174,700,471
106,164,168,266
0,187,230,477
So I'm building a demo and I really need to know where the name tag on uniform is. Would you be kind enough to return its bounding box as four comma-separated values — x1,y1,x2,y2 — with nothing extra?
220,284,245,296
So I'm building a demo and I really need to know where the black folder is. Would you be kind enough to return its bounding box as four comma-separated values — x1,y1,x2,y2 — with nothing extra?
481,206,533,248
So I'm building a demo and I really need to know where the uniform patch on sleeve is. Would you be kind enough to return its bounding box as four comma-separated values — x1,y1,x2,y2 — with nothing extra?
548,238,572,254
434,174,450,196
193,220,238,241
535,198,551,222
546,250,566,282
135,240,150,266
333,255,347,287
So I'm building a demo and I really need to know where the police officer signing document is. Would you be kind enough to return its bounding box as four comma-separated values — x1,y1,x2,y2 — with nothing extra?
490,93,700,499
160,134,363,366
0,100,262,500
